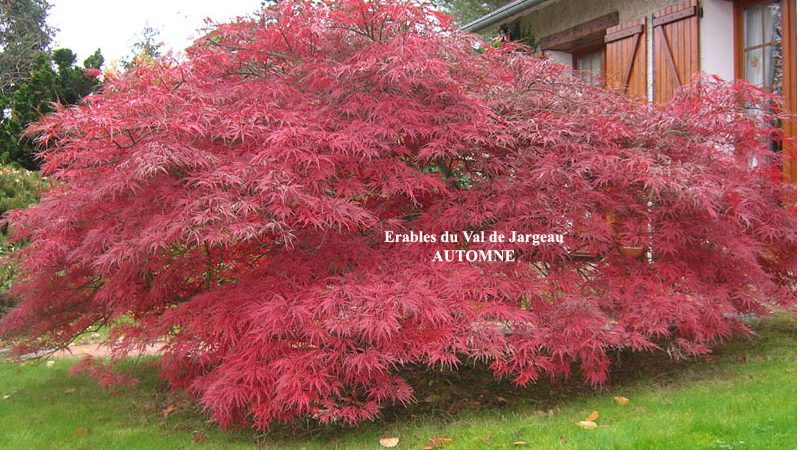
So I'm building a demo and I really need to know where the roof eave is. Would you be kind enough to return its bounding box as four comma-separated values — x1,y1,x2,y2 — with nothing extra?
460,0,551,33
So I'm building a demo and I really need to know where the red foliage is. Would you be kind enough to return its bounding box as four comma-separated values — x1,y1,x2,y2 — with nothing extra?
1,0,795,428
70,356,139,388
83,68,102,78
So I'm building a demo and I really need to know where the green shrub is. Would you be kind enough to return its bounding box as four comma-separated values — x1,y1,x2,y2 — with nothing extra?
0,165,47,216
0,165,47,314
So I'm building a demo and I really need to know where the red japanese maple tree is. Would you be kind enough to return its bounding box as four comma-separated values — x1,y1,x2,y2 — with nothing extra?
1,0,795,428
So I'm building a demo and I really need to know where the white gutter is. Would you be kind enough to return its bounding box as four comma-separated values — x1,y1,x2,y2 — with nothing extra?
460,0,551,33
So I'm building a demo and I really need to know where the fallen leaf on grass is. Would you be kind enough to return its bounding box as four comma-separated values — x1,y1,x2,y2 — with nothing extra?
73,428,88,437
191,430,207,444
585,410,599,422
63,388,76,394
512,441,529,446
162,404,177,418
575,421,598,430
559,436,567,445
423,436,454,448
613,396,630,405
379,436,399,448
2,395,9,400
46,361,55,368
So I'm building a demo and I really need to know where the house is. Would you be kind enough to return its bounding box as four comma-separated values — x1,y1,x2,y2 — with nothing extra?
463,0,797,183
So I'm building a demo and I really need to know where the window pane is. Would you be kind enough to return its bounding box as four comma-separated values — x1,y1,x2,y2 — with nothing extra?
763,2,782,93
745,48,764,87
744,6,763,47
582,53,595,74
765,2,782,44
591,51,602,74
576,50,602,85
577,54,589,71
765,42,782,93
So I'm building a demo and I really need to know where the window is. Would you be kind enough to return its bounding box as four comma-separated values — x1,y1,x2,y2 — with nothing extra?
736,0,785,155
740,1,783,94
573,48,604,85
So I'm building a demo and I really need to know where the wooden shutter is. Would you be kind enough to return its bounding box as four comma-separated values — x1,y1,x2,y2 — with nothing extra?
604,18,647,102
652,0,699,103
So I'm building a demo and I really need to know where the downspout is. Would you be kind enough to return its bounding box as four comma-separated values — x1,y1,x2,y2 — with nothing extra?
460,0,551,33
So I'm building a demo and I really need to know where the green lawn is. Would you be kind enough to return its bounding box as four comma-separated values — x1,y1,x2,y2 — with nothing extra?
0,315,795,450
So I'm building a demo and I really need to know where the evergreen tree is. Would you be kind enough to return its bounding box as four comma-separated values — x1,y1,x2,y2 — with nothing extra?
0,0,54,97
124,25,164,69
0,49,103,168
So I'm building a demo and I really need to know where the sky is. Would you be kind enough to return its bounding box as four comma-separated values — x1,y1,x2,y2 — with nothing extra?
48,0,264,65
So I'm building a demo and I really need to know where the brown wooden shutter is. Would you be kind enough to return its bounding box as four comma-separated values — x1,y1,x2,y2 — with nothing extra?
604,18,647,102
652,0,699,103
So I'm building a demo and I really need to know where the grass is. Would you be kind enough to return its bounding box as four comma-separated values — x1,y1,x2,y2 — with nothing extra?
0,314,795,450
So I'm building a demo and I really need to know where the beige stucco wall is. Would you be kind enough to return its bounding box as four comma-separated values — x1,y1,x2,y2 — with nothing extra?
517,0,685,42
700,0,735,80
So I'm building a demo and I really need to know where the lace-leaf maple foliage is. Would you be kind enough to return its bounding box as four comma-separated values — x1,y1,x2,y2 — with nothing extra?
1,0,795,428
